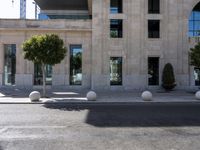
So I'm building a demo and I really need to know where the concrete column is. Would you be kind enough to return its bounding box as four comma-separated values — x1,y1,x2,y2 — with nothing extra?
52,60,66,86
91,0,105,90
15,43,32,87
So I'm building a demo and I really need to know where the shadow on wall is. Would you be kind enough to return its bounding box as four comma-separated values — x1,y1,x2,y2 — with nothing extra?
43,103,200,127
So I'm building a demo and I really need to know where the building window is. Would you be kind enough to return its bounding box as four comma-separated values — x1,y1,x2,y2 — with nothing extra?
194,67,200,86
4,44,16,85
110,19,123,38
189,2,200,37
34,64,52,85
148,0,160,14
70,45,82,85
148,20,160,38
148,57,159,85
110,57,122,85
110,0,122,14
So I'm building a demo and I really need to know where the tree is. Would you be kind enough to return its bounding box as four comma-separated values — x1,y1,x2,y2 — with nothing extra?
22,34,67,97
190,42,200,87
162,63,176,90
190,42,200,68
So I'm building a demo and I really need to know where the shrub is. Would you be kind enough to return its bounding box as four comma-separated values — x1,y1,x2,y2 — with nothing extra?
162,63,176,90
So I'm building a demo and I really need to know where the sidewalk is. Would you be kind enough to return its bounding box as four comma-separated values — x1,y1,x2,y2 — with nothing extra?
0,86,199,104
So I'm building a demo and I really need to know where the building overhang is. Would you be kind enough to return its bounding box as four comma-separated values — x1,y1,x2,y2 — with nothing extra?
35,0,90,11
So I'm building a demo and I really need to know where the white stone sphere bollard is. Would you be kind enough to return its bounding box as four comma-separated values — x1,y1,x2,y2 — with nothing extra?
87,91,97,101
195,91,200,100
141,91,153,101
29,91,41,101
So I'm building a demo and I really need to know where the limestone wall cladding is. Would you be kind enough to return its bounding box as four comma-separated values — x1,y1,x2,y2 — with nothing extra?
91,0,199,90
0,19,92,87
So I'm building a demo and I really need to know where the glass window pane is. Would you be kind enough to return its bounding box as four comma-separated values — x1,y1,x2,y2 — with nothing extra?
4,44,16,85
194,21,200,31
70,45,82,85
148,20,160,38
188,31,194,37
110,19,123,38
189,21,193,31
110,0,122,14
194,11,200,20
148,57,159,85
34,64,52,85
148,0,160,14
194,67,200,86
110,57,122,85
188,3,200,37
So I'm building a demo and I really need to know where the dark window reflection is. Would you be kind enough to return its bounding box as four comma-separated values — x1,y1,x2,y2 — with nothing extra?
148,0,160,14
148,20,160,38
4,44,16,85
70,45,82,85
34,64,52,85
148,57,159,85
110,0,123,14
110,57,122,85
110,19,123,38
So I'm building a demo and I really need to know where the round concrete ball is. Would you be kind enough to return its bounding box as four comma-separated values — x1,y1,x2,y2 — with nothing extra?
195,91,200,100
29,91,41,101
87,91,97,101
141,91,153,101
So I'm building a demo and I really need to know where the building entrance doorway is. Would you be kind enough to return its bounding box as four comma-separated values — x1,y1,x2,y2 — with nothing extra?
148,57,159,86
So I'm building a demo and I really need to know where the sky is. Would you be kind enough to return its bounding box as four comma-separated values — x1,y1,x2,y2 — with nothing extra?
0,0,36,19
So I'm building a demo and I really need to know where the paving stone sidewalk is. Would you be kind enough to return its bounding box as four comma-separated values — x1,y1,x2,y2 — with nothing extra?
0,86,199,104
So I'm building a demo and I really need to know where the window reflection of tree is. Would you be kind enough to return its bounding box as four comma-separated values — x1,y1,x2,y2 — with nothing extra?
70,47,82,85
4,45,16,85
194,67,200,86
34,64,52,85
110,57,122,85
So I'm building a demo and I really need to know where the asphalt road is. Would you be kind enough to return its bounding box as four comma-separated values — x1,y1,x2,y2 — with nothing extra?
0,103,200,150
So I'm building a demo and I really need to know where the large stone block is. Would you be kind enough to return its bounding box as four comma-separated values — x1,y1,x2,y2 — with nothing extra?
195,91,200,100
141,91,153,101
29,91,41,101
87,91,97,101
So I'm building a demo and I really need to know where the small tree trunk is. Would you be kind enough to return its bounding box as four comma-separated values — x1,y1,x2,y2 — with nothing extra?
41,64,46,97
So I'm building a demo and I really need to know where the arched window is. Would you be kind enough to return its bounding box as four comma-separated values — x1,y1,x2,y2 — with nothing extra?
189,2,200,37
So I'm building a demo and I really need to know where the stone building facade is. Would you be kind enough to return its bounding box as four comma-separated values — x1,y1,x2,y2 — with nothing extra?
0,0,200,90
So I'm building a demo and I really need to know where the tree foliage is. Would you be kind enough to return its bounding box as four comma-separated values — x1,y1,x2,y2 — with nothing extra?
162,63,176,90
190,42,200,68
22,34,67,65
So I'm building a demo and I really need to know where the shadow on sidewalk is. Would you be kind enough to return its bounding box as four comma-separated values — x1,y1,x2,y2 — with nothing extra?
43,103,200,127
0,145,4,150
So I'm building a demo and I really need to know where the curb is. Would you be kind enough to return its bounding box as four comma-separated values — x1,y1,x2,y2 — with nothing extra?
0,101,200,105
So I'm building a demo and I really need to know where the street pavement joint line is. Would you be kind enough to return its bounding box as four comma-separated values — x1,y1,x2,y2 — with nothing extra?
0,127,8,133
0,125,66,129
